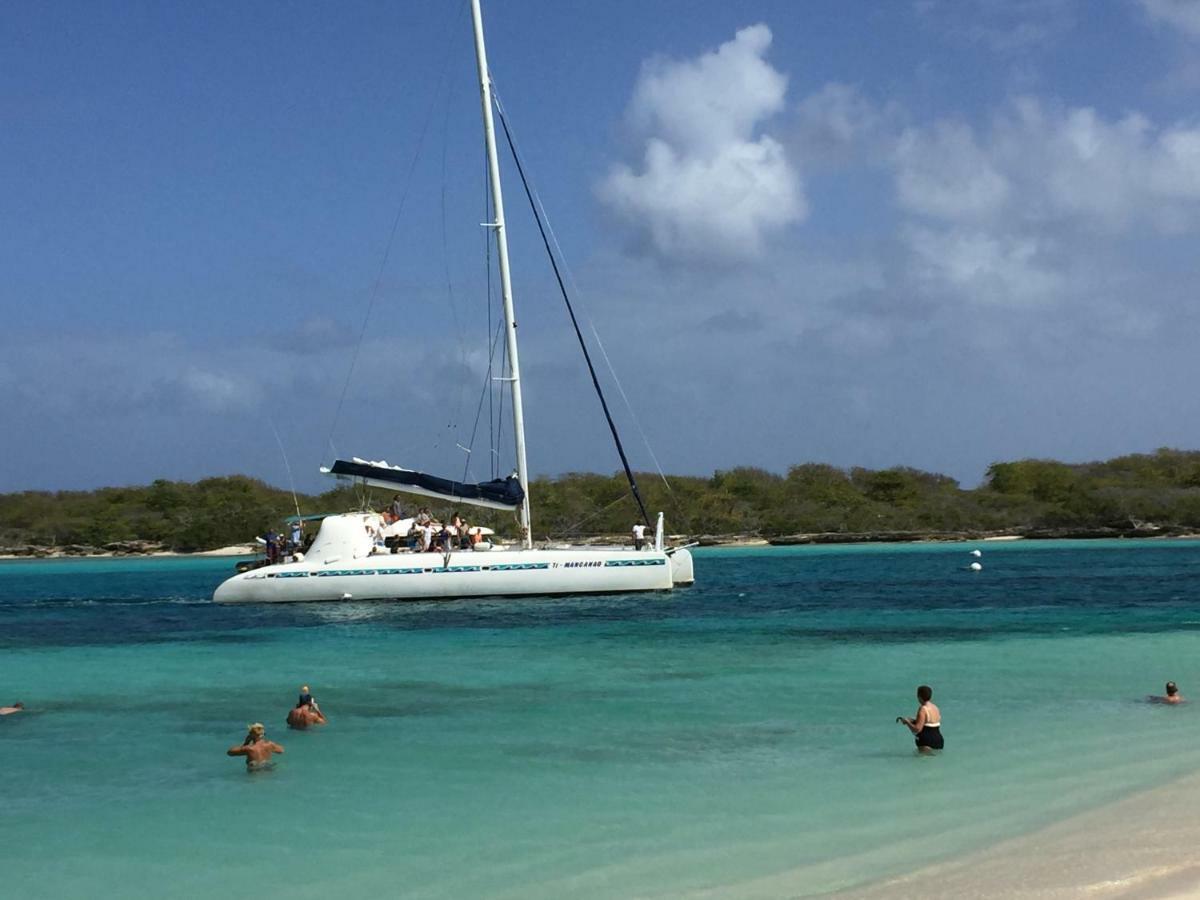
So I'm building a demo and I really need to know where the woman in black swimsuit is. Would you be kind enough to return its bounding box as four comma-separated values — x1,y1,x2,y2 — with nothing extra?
897,684,943,752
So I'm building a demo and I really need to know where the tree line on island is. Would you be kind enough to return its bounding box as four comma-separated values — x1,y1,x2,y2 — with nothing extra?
3,448,1200,554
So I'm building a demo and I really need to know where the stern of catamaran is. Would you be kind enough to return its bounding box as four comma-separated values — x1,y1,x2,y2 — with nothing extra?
667,548,694,586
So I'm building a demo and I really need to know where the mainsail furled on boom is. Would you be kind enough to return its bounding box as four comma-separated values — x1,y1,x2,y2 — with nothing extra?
323,458,524,511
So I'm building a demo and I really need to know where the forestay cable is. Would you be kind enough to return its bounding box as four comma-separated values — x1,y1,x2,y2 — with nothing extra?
492,90,651,528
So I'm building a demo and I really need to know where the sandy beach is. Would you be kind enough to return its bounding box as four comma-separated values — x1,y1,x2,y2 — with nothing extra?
824,770,1200,900
671,768,1200,900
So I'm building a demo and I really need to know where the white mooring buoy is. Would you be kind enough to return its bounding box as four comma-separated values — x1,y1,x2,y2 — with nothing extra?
969,562,983,572
970,549,982,557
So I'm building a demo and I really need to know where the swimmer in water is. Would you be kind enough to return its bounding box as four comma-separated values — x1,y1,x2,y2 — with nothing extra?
1148,681,1184,704
287,687,327,729
897,684,943,752
0,701,24,716
297,684,321,714
227,723,284,769
287,703,327,729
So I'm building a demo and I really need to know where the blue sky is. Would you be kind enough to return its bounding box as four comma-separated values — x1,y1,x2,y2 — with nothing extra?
4,0,1200,493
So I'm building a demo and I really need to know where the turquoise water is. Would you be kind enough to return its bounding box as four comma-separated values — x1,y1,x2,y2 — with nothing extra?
3,541,1200,898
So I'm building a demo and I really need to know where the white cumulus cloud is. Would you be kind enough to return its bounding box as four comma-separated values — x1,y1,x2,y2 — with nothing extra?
894,122,1011,220
598,24,804,264
905,226,1064,307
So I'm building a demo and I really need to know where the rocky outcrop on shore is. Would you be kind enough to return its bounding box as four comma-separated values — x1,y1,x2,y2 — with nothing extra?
767,524,1193,545
0,540,166,558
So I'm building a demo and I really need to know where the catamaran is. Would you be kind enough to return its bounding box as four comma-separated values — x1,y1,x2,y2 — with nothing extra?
213,0,693,604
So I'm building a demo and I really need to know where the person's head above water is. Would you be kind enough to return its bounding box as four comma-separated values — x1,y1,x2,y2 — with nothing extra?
1167,682,1179,696
246,722,265,742
917,685,933,703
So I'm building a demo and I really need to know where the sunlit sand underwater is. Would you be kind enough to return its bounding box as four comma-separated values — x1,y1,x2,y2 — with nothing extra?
3,541,1200,898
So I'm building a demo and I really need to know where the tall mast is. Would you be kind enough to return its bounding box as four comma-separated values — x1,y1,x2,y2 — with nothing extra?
470,0,532,548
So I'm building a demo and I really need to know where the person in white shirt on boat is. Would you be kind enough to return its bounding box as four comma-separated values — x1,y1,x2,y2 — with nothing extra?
632,522,647,551
408,519,435,552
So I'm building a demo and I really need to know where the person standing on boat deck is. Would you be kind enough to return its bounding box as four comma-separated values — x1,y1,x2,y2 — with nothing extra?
390,495,405,519
898,685,943,752
228,724,284,769
265,529,279,564
632,522,647,551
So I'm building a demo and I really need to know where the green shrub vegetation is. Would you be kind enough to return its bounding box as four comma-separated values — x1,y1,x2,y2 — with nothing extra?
3,449,1200,551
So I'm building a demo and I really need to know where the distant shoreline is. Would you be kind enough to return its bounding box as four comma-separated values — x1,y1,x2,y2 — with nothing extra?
4,530,1200,560
0,543,257,560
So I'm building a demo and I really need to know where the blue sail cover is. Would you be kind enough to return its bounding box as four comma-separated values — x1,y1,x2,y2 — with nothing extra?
327,458,525,511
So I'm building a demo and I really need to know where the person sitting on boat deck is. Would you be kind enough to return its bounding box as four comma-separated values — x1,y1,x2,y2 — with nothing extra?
0,701,24,716
632,522,647,551
897,685,943,752
415,507,433,526
1149,681,1184,704
228,723,284,770
457,519,472,550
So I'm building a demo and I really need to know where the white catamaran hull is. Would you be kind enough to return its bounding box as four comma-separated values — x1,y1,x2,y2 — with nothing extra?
214,548,692,604
213,513,693,604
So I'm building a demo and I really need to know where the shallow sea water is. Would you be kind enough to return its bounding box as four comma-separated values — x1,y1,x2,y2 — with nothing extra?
3,541,1200,899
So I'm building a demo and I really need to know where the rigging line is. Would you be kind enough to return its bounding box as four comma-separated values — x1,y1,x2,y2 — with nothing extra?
495,313,508,474
492,90,652,528
589,322,672,492
493,106,670,495
323,0,464,462
461,316,507,484
550,490,632,539
489,88,669,493
267,415,302,520
484,149,497,480
439,45,470,439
